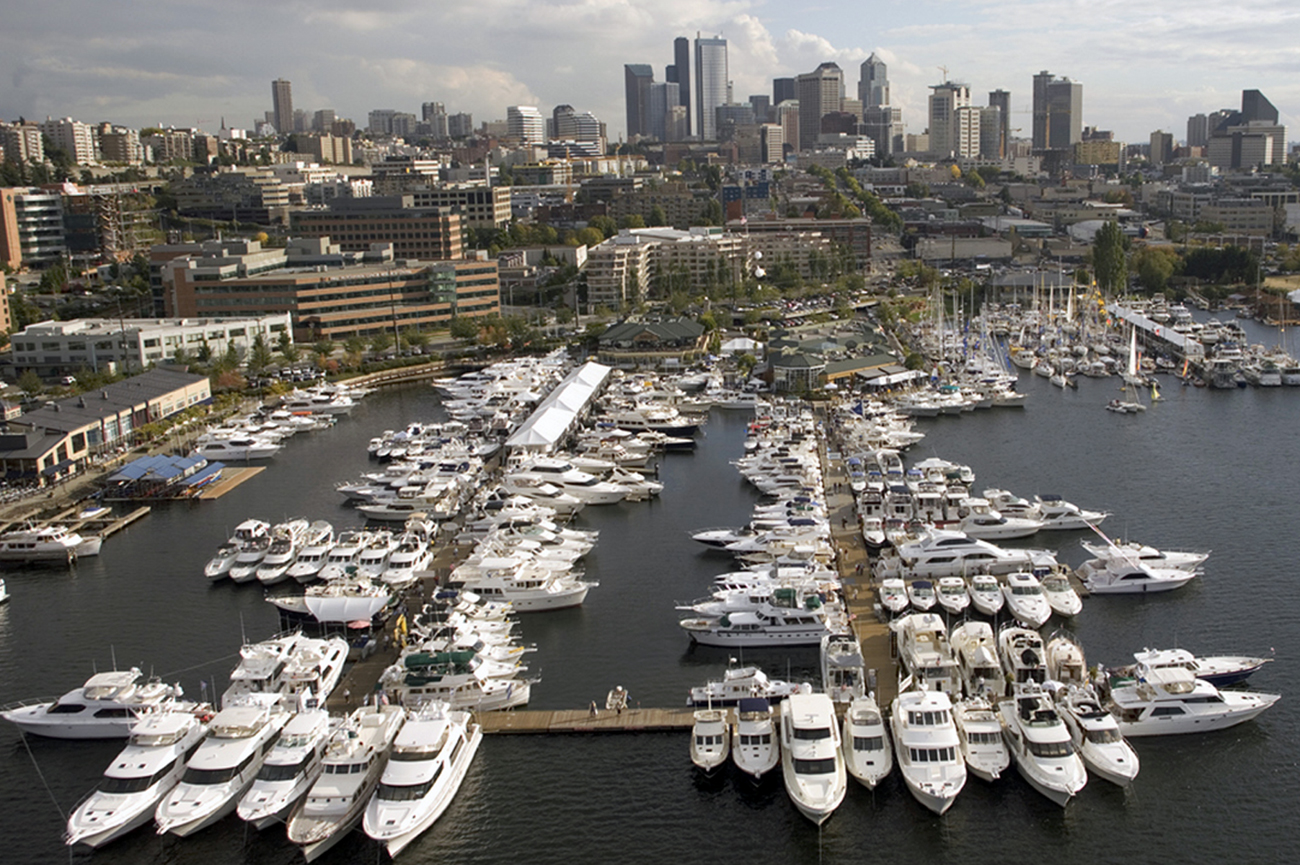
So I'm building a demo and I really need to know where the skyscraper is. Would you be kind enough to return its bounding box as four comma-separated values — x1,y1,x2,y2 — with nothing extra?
858,54,889,111
673,37,691,137
928,81,971,158
796,62,844,151
1187,113,1210,148
694,35,728,141
507,106,545,146
988,89,1011,159
1032,71,1082,151
1241,89,1278,123
624,64,655,140
773,78,796,106
271,79,293,135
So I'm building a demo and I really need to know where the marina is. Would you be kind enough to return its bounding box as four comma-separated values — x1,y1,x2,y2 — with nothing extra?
0,334,1294,863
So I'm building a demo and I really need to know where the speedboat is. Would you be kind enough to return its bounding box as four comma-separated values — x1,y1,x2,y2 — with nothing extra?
935,576,970,615
842,694,893,790
3,668,192,739
779,693,847,825
879,578,909,615
968,574,1003,616
906,580,936,612
237,708,332,829
65,709,209,848
998,683,1087,807
1077,557,1198,594
731,697,779,780
952,697,1010,782
1125,647,1273,687
1002,572,1051,627
154,694,291,836
688,665,813,706
821,632,866,705
690,708,731,774
287,704,406,862
1054,686,1140,787
363,701,483,858
891,688,966,815
1104,666,1280,736
1039,569,1083,616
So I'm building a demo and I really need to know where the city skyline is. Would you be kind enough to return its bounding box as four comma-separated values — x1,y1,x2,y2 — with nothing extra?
1,1,1297,146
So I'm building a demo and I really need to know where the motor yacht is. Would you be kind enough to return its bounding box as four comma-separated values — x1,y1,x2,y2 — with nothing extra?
880,529,1051,579
452,556,594,612
731,697,779,780
0,522,103,563
226,531,273,583
1054,686,1140,786
779,693,847,825
1104,666,1280,736
1039,569,1083,616
952,499,1043,540
506,457,629,505
286,525,337,583
879,577,909,615
998,683,1087,806
821,632,867,705
891,688,966,815
998,626,1047,686
363,701,483,858
383,650,532,712
1077,556,1198,594
237,708,332,829
2,668,192,739
968,573,1004,616
220,632,348,710
841,694,893,790
935,576,970,615
952,697,1010,782
906,579,937,612
950,621,1006,699
287,704,406,862
154,694,291,836
1002,572,1051,627
192,436,281,462
1045,631,1088,686
891,613,960,696
315,529,371,582
690,708,731,774
254,518,313,586
301,575,394,623
1081,539,1208,571
1123,647,1272,687
1032,494,1108,530
65,709,209,847
679,590,844,647
688,665,813,706
380,518,437,588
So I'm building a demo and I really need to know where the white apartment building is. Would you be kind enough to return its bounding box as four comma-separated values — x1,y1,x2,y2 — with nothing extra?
585,227,752,310
40,117,98,165
9,314,294,376
507,106,546,146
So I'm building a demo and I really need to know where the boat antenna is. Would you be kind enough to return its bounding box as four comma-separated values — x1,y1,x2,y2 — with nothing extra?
110,645,117,671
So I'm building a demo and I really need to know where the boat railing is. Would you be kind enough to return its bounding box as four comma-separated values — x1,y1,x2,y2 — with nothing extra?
0,696,60,712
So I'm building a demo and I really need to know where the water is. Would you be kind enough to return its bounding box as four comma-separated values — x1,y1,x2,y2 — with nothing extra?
1,367,1296,863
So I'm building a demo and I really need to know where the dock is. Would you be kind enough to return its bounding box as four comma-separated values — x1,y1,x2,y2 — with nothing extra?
477,707,697,734
197,466,265,499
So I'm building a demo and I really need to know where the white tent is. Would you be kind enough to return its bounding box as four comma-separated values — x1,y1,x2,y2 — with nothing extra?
720,337,762,355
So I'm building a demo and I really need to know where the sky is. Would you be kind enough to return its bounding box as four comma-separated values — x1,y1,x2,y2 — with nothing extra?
2,0,1298,146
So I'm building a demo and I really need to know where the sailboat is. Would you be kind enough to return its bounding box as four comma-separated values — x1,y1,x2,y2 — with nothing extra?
1107,327,1146,413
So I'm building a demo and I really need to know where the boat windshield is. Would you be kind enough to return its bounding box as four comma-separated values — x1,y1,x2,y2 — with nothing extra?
257,753,314,781
377,765,443,801
792,726,831,741
1026,739,1073,758
1085,728,1122,745
792,757,837,775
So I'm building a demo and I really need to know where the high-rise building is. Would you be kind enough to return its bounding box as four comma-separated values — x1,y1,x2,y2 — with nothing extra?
39,117,97,164
271,79,293,135
507,106,545,146
862,106,902,158
649,83,680,142
313,109,337,133
749,95,771,124
858,54,889,111
979,107,1003,160
447,113,474,139
796,62,843,151
776,101,800,161
1206,89,1287,169
928,81,971,158
773,78,796,107
673,36,691,137
1150,130,1174,166
694,35,728,141
1032,71,1082,151
624,64,655,140
1241,90,1278,123
1187,113,1209,148
988,89,1011,159
422,102,448,139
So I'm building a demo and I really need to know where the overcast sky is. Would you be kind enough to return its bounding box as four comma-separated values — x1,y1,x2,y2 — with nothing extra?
3,0,1297,145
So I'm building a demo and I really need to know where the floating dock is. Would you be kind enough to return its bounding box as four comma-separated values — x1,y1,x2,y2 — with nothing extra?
197,466,265,499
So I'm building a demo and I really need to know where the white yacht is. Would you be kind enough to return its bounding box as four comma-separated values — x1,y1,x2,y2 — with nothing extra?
154,694,291,836
821,632,866,705
302,576,394,623
688,665,813,706
998,626,1048,686
968,573,1004,616
237,707,333,829
1126,647,1272,687
287,704,406,862
1054,686,1140,786
1002,571,1052,627
731,697,779,780
881,529,1050,579
842,694,893,790
496,475,585,515
220,632,348,710
1033,494,1108,530
952,697,1010,782
998,683,1088,807
0,522,103,563
380,518,437,588
779,693,847,826
1044,632,1088,686
679,589,844,647
879,577,909,615
1081,539,1209,571
891,613,960,696
286,524,337,583
383,651,532,712
452,557,594,612
1040,569,1083,616
950,621,1006,699
935,576,970,615
65,709,209,848
192,436,281,461
353,530,400,579
891,688,966,815
227,531,273,583
2,668,191,739
1105,666,1280,736
254,518,313,586
363,701,483,858
690,708,731,774
1077,556,1198,594
507,457,629,505
952,498,1043,540
906,579,937,611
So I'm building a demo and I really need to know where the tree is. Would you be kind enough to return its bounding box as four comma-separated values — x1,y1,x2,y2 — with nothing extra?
18,369,43,395
449,316,480,340
311,339,335,369
648,205,668,227
247,334,274,374
343,335,367,355
1092,221,1128,292
1132,246,1179,293
368,332,393,355
587,215,617,239
618,214,646,230
575,227,603,247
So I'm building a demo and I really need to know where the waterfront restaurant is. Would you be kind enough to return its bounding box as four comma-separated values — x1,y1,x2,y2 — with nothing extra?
0,368,211,486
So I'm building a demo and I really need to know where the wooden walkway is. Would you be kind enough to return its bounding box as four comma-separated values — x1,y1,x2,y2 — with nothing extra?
476,707,697,735
198,466,266,499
